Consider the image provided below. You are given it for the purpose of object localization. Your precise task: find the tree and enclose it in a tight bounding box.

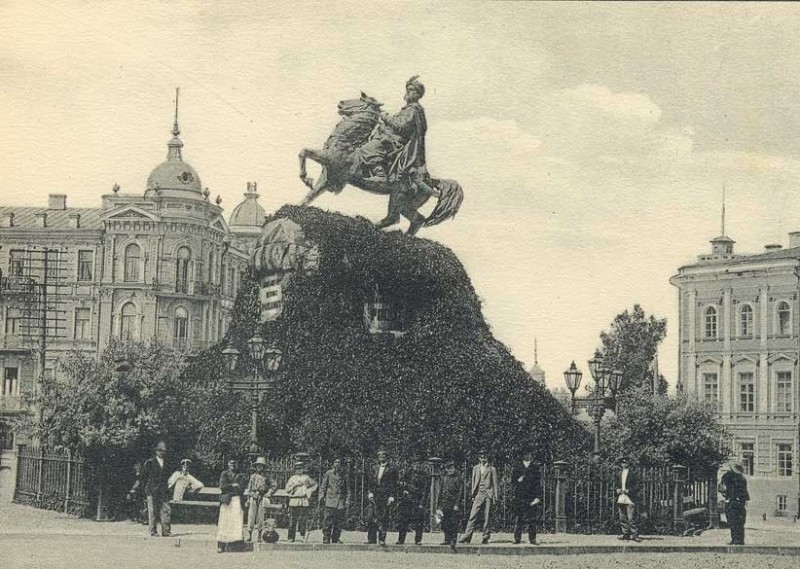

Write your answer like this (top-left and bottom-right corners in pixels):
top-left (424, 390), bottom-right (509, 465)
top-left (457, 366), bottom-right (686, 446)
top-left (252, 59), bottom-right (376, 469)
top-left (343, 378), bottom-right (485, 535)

top-left (600, 386), bottom-right (730, 473)
top-left (600, 305), bottom-right (667, 394)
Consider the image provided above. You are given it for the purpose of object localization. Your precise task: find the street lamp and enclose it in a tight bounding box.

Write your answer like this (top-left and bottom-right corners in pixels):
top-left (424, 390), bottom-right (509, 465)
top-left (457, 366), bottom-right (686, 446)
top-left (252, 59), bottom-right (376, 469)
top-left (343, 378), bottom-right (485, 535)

top-left (223, 336), bottom-right (282, 459)
top-left (563, 349), bottom-right (621, 461)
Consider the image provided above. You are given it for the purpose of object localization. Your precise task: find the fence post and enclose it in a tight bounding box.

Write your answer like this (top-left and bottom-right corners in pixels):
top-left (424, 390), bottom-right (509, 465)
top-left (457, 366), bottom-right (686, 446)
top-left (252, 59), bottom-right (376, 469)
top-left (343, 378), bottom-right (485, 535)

top-left (708, 469), bottom-right (720, 528)
top-left (36, 446), bottom-right (44, 503)
top-left (64, 449), bottom-right (72, 515)
top-left (427, 457), bottom-right (443, 532)
top-left (671, 464), bottom-right (687, 534)
top-left (553, 460), bottom-right (568, 533)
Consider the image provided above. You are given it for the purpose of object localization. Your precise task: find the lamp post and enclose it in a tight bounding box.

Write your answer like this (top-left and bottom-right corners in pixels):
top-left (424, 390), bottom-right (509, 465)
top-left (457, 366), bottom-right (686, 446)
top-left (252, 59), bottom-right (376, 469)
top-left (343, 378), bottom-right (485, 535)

top-left (222, 336), bottom-right (283, 459)
top-left (563, 349), bottom-right (622, 461)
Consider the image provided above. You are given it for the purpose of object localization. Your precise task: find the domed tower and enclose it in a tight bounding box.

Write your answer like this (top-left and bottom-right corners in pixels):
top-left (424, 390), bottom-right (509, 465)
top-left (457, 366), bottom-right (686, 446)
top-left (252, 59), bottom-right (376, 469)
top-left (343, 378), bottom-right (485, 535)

top-left (528, 338), bottom-right (546, 385)
top-left (229, 182), bottom-right (267, 238)
top-left (144, 90), bottom-right (204, 201)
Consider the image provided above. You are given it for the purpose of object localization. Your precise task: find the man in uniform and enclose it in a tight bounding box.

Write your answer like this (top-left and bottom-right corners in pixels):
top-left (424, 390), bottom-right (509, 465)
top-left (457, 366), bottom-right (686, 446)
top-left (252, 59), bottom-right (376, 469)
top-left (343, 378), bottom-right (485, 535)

top-left (720, 459), bottom-right (749, 545)
top-left (361, 76), bottom-right (427, 184)
top-left (396, 456), bottom-right (429, 545)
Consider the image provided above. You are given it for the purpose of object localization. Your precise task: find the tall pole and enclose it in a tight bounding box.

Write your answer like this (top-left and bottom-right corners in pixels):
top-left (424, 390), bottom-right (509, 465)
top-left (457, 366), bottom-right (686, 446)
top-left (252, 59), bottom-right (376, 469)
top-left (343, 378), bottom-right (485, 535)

top-left (250, 365), bottom-right (259, 456)
top-left (593, 378), bottom-right (602, 461)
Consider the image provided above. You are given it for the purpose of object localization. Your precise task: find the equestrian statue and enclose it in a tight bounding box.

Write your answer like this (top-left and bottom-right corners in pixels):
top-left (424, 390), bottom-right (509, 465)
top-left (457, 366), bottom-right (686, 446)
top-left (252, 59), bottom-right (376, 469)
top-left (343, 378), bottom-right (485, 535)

top-left (298, 76), bottom-right (463, 236)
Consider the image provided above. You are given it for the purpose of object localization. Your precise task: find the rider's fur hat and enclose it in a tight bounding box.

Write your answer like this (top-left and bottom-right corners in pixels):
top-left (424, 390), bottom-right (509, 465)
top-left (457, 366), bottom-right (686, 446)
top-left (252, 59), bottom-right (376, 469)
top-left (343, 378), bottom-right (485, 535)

top-left (406, 76), bottom-right (425, 98)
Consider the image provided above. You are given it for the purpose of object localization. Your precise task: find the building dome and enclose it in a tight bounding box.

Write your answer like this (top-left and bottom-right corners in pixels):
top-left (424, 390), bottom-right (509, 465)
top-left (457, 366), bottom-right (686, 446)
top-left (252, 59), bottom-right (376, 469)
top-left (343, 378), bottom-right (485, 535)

top-left (229, 182), bottom-right (266, 235)
top-left (145, 115), bottom-right (203, 198)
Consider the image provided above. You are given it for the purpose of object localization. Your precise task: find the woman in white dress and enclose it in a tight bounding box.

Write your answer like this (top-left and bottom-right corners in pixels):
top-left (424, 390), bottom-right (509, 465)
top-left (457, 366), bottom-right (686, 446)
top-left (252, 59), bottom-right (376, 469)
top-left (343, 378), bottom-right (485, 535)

top-left (217, 458), bottom-right (246, 553)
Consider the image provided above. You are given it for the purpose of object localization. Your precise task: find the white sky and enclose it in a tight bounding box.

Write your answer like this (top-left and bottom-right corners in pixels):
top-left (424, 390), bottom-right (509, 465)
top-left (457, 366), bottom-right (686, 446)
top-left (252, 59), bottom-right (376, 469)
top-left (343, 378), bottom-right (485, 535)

top-left (3, 1), bottom-right (800, 390)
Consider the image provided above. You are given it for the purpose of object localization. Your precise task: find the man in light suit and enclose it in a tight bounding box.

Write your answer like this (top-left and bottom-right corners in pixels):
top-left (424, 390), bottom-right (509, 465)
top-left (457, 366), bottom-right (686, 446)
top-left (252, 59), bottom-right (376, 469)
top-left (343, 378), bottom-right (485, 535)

top-left (459, 449), bottom-right (499, 544)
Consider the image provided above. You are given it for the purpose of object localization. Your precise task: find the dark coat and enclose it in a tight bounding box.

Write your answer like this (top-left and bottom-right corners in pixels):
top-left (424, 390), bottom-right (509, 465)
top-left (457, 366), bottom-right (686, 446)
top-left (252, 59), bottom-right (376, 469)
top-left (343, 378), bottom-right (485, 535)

top-left (512, 461), bottom-right (542, 509)
top-left (437, 473), bottom-right (464, 511)
top-left (219, 469), bottom-right (247, 497)
top-left (319, 468), bottom-right (351, 510)
top-left (141, 457), bottom-right (169, 500)
top-left (615, 467), bottom-right (639, 503)
top-left (367, 463), bottom-right (399, 501)
top-left (721, 470), bottom-right (749, 503)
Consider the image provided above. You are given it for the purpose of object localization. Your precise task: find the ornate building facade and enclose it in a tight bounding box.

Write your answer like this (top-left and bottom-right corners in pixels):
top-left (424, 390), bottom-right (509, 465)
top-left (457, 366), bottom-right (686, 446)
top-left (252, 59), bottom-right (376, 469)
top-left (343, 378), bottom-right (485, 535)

top-left (0, 112), bottom-right (266, 452)
top-left (670, 232), bottom-right (800, 517)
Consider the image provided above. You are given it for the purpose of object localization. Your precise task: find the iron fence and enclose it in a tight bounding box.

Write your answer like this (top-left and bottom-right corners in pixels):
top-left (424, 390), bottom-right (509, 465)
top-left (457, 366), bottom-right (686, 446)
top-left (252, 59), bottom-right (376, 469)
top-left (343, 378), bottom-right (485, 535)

top-left (14, 446), bottom-right (91, 517)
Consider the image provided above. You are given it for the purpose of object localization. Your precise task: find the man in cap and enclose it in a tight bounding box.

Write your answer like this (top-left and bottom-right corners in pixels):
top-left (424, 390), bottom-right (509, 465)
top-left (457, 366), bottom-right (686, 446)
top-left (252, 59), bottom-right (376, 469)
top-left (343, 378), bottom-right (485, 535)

top-left (512, 450), bottom-right (542, 545)
top-left (396, 454), bottom-right (429, 545)
top-left (367, 447), bottom-right (399, 546)
top-left (720, 459), bottom-right (749, 545)
top-left (460, 449), bottom-right (499, 544)
top-left (140, 441), bottom-right (171, 537)
top-left (285, 460), bottom-right (318, 542)
top-left (615, 455), bottom-right (641, 542)
top-left (319, 456), bottom-right (351, 544)
top-left (167, 458), bottom-right (205, 502)
top-left (246, 456), bottom-right (275, 542)
top-left (361, 76), bottom-right (427, 185)
top-left (436, 459), bottom-right (464, 551)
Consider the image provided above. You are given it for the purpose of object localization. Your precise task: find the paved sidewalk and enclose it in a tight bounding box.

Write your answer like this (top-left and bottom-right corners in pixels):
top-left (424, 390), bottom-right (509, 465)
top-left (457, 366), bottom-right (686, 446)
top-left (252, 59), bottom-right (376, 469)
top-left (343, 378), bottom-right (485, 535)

top-left (2, 502), bottom-right (800, 555)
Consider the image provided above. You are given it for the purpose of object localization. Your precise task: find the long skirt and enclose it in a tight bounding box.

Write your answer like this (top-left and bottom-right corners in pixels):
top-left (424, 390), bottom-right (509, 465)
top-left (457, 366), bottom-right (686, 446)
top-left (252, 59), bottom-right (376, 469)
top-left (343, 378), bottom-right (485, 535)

top-left (217, 496), bottom-right (244, 543)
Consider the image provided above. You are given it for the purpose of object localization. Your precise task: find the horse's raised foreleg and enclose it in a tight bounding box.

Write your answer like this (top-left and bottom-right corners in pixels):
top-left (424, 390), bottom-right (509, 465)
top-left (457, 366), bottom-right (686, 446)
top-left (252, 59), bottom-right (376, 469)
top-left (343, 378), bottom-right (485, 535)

top-left (299, 147), bottom-right (330, 191)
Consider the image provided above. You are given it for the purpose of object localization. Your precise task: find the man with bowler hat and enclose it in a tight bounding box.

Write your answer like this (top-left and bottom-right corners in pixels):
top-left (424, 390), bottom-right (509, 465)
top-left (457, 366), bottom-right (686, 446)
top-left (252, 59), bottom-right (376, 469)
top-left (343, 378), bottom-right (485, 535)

top-left (720, 459), bottom-right (749, 545)
top-left (512, 449), bottom-right (542, 545)
top-left (436, 459), bottom-right (464, 551)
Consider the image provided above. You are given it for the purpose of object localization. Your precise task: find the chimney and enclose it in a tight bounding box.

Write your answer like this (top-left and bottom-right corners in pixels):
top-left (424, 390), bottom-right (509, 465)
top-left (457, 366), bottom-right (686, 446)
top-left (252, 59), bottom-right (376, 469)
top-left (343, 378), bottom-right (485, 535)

top-left (68, 212), bottom-right (81, 229)
top-left (790, 232), bottom-right (800, 248)
top-left (1, 212), bottom-right (14, 228)
top-left (34, 212), bottom-right (47, 228)
top-left (48, 194), bottom-right (67, 210)
top-left (764, 243), bottom-right (782, 252)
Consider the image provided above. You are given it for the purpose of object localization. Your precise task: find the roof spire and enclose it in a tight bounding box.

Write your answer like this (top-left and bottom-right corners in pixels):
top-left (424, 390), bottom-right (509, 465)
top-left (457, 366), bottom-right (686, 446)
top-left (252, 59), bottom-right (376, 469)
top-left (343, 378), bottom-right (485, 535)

top-left (172, 87), bottom-right (180, 136)
top-left (167, 87), bottom-right (183, 161)
top-left (721, 181), bottom-right (726, 236)
top-left (534, 337), bottom-right (539, 364)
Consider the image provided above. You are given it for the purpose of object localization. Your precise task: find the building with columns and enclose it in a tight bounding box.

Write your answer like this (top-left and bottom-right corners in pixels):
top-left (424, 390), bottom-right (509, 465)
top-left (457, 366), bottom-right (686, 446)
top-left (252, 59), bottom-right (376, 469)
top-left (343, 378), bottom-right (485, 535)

top-left (0, 110), bottom-right (266, 454)
top-left (670, 232), bottom-right (800, 517)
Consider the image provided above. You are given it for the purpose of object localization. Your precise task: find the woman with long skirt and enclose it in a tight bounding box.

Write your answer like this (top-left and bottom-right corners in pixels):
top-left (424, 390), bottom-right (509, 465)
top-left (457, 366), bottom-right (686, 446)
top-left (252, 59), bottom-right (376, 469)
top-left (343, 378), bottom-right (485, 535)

top-left (217, 458), bottom-right (246, 553)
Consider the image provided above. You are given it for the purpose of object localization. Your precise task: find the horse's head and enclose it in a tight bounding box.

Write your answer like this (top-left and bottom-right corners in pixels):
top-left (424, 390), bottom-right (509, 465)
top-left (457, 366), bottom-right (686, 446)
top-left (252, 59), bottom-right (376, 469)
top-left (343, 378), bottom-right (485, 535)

top-left (337, 92), bottom-right (383, 118)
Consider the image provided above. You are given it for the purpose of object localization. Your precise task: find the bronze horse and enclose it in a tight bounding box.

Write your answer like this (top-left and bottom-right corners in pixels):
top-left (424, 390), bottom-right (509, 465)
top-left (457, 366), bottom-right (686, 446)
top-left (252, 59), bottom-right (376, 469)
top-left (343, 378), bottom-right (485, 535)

top-left (298, 93), bottom-right (463, 235)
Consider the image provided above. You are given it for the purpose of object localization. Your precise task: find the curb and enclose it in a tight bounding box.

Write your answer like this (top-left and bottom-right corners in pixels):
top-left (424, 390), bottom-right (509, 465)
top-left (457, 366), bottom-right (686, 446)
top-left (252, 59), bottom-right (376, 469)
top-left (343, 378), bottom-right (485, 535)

top-left (2, 533), bottom-right (800, 556)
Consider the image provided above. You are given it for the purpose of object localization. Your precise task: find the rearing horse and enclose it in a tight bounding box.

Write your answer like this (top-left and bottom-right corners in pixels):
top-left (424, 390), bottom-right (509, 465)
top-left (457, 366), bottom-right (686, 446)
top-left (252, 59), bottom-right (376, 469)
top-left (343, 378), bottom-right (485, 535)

top-left (298, 93), bottom-right (463, 236)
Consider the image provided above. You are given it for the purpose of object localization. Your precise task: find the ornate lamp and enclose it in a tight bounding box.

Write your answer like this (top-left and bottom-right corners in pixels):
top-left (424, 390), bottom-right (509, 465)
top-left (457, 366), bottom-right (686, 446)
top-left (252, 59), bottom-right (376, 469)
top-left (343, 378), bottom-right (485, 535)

top-left (608, 369), bottom-right (623, 395)
top-left (587, 349), bottom-right (604, 382)
top-left (222, 346), bottom-right (240, 372)
top-left (263, 345), bottom-right (283, 373)
top-left (247, 335), bottom-right (266, 363)
top-left (563, 361), bottom-right (583, 415)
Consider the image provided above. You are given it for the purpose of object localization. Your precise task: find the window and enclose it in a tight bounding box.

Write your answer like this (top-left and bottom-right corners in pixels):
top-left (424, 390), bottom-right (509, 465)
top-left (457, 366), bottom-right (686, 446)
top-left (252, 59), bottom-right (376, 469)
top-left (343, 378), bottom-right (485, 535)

top-left (777, 495), bottom-right (788, 513)
top-left (740, 305), bottom-right (753, 337)
top-left (74, 308), bottom-right (90, 340)
top-left (740, 442), bottom-right (755, 476)
top-left (124, 243), bottom-right (141, 282)
top-left (703, 373), bottom-right (718, 405)
top-left (776, 371), bottom-right (793, 413)
top-left (9, 250), bottom-right (25, 277)
top-left (704, 306), bottom-right (718, 339)
top-left (207, 250), bottom-right (215, 283)
top-left (738, 372), bottom-right (754, 413)
top-left (4, 310), bottom-right (19, 335)
top-left (777, 301), bottom-right (791, 336)
top-left (777, 443), bottom-right (793, 477)
top-left (77, 250), bottom-right (93, 281)
top-left (2, 367), bottom-right (18, 397)
top-left (221, 261), bottom-right (228, 295)
top-left (173, 307), bottom-right (188, 346)
top-left (120, 302), bottom-right (137, 339)
top-left (175, 247), bottom-right (191, 294)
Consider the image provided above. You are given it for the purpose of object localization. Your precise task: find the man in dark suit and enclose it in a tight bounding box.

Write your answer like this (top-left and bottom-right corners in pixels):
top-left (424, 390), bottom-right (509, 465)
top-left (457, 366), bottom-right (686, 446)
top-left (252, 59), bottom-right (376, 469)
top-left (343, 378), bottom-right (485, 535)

top-left (615, 455), bottom-right (641, 542)
top-left (459, 449), bottom-right (500, 544)
top-left (720, 459), bottom-right (749, 545)
top-left (512, 450), bottom-right (542, 545)
top-left (436, 459), bottom-right (464, 551)
top-left (366, 447), bottom-right (398, 546)
top-left (140, 441), bottom-right (171, 537)
top-left (396, 456), bottom-right (429, 545)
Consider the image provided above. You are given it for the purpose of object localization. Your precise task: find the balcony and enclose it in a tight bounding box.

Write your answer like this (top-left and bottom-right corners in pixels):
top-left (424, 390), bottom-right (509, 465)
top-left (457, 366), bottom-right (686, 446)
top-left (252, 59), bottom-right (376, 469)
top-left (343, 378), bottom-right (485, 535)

top-left (0, 395), bottom-right (27, 414)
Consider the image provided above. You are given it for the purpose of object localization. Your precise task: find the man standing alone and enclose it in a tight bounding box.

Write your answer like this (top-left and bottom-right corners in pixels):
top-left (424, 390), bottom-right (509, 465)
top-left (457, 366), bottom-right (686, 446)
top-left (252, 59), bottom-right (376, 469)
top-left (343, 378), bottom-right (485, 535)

top-left (140, 441), bottom-right (171, 537)
top-left (459, 450), bottom-right (499, 544)
top-left (615, 456), bottom-right (641, 542)
top-left (319, 457), bottom-right (351, 544)
top-left (720, 460), bottom-right (749, 545)
top-left (512, 450), bottom-right (541, 545)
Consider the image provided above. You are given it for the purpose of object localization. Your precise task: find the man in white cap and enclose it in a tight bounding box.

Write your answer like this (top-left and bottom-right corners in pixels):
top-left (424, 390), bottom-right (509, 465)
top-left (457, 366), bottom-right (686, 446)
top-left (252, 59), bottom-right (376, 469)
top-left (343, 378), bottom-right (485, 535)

top-left (167, 458), bottom-right (205, 502)
top-left (285, 460), bottom-right (318, 542)
top-left (720, 459), bottom-right (749, 545)
top-left (246, 457), bottom-right (275, 542)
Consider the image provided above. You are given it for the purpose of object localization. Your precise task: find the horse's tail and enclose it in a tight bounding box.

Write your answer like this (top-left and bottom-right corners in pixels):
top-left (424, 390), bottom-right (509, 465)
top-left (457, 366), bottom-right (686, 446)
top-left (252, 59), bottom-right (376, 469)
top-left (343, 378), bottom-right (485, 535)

top-left (424, 179), bottom-right (464, 227)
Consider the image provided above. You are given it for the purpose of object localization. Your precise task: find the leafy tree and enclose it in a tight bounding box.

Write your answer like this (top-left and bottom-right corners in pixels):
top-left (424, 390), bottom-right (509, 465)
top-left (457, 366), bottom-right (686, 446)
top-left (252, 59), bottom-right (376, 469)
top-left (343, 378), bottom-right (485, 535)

top-left (600, 386), bottom-right (730, 473)
top-left (599, 305), bottom-right (667, 394)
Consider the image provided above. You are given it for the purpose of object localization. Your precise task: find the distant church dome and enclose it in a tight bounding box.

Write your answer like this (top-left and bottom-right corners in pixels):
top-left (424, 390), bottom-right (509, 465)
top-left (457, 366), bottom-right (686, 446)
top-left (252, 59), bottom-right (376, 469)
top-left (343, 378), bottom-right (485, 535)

top-left (145, 103), bottom-right (203, 199)
top-left (528, 338), bottom-right (546, 385)
top-left (229, 182), bottom-right (266, 236)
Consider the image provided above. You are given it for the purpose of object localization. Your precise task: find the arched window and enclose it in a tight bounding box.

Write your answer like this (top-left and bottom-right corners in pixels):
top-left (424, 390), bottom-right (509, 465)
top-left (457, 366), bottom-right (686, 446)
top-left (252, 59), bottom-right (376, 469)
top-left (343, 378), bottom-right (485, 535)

top-left (174, 306), bottom-right (188, 347)
top-left (124, 243), bottom-right (141, 282)
top-left (175, 247), bottom-right (191, 294)
top-left (740, 305), bottom-right (754, 338)
top-left (704, 306), bottom-right (718, 339)
top-left (777, 301), bottom-right (791, 336)
top-left (120, 302), bottom-right (137, 339)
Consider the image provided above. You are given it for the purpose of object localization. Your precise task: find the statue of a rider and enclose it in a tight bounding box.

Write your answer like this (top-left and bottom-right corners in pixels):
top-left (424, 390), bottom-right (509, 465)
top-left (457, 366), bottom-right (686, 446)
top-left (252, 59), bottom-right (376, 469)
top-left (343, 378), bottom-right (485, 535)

top-left (361, 76), bottom-right (427, 185)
